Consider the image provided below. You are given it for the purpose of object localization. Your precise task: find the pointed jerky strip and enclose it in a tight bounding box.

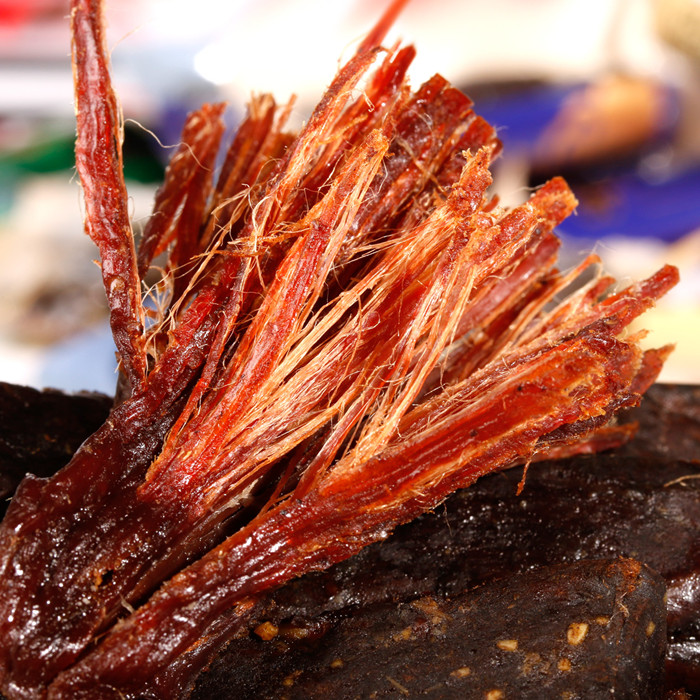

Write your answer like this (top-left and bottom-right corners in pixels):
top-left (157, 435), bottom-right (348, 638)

top-left (71, 0), bottom-right (146, 392)
top-left (530, 343), bottom-right (675, 462)
top-left (137, 103), bottom-right (227, 279)
top-left (198, 94), bottom-right (286, 251)
top-left (356, 0), bottom-right (412, 55)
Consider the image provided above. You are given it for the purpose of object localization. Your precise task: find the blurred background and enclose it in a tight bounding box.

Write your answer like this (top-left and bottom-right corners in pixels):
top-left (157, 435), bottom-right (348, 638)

top-left (0, 0), bottom-right (698, 394)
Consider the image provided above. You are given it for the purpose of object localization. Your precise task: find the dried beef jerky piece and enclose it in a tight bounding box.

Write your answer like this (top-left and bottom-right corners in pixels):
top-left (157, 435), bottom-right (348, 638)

top-left (0, 0), bottom-right (680, 691)
top-left (71, 0), bottom-right (147, 392)
top-left (193, 558), bottom-right (667, 699)
top-left (136, 103), bottom-right (227, 281)
top-left (0, 382), bottom-right (111, 517)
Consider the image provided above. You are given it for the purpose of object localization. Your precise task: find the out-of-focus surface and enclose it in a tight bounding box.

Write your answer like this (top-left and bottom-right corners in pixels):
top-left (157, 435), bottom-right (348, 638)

top-left (0, 0), bottom-right (698, 393)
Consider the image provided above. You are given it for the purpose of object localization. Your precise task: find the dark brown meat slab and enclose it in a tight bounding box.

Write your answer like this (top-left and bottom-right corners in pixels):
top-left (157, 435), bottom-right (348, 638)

top-left (193, 558), bottom-right (667, 699)
top-left (616, 383), bottom-right (700, 462)
top-left (0, 382), bottom-right (111, 518)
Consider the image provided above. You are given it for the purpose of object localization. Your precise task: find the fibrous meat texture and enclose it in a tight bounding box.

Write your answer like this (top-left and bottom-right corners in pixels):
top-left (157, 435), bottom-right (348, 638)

top-left (0, 0), bottom-right (678, 698)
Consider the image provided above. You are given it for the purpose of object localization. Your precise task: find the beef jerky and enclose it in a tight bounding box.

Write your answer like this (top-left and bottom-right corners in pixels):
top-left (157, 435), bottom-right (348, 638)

top-left (71, 0), bottom-right (146, 390)
top-left (0, 0), bottom-right (680, 696)
top-left (193, 558), bottom-right (667, 699)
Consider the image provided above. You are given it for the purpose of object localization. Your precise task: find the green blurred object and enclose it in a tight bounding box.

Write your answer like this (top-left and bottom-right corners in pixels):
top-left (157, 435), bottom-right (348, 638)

top-left (0, 124), bottom-right (164, 216)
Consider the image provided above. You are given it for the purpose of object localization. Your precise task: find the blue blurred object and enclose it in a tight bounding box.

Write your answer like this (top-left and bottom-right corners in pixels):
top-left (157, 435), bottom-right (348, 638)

top-left (560, 165), bottom-right (700, 242)
top-left (472, 76), bottom-right (681, 169)
top-left (470, 77), bottom-right (699, 243)
top-left (475, 82), bottom-right (587, 153)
